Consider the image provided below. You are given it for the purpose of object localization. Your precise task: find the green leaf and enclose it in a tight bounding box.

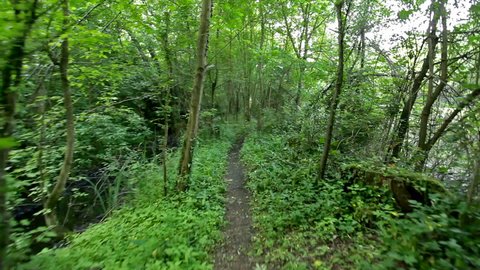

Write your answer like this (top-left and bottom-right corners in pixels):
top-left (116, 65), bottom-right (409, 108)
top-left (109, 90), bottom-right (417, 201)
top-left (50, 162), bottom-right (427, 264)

top-left (20, 219), bottom-right (31, 226)
top-left (462, 83), bottom-right (479, 90)
top-left (398, 9), bottom-right (413, 20)
top-left (0, 137), bottom-right (19, 150)
top-left (470, 3), bottom-right (480, 14)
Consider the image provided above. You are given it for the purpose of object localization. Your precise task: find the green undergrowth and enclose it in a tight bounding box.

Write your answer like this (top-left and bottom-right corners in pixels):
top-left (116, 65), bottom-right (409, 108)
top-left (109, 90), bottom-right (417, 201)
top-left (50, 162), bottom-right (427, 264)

top-left (18, 125), bottom-right (242, 270)
top-left (241, 132), bottom-right (388, 269)
top-left (365, 196), bottom-right (480, 270)
top-left (241, 132), bottom-right (480, 270)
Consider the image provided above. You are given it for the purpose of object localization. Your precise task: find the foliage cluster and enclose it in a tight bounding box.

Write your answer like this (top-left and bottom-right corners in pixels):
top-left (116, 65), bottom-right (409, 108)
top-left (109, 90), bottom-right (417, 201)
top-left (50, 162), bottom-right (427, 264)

top-left (242, 131), bottom-right (480, 269)
top-left (364, 196), bottom-right (480, 270)
top-left (15, 132), bottom-right (235, 270)
top-left (6, 106), bottom-right (153, 263)
top-left (11, 106), bottom-right (152, 197)
top-left (241, 132), bottom-right (391, 269)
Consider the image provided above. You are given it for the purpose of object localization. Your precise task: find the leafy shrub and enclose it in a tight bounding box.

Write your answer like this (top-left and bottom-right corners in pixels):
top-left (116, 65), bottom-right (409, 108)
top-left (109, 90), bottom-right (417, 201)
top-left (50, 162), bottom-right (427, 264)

top-left (16, 134), bottom-right (233, 270)
top-left (6, 106), bottom-right (153, 264)
top-left (365, 196), bottom-right (480, 270)
top-left (9, 106), bottom-right (152, 208)
top-left (75, 107), bottom-right (152, 169)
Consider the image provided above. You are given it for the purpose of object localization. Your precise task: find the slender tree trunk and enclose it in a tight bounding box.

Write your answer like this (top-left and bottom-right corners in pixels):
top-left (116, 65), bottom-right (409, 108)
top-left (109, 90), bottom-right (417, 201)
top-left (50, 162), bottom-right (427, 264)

top-left (235, 89), bottom-right (240, 118)
top-left (161, 11), bottom-right (173, 197)
top-left (476, 51), bottom-right (480, 86)
top-left (386, 7), bottom-right (440, 163)
top-left (257, 0), bottom-right (266, 130)
top-left (126, 29), bottom-right (149, 63)
top-left (0, 2), bottom-right (38, 267)
top-left (163, 119), bottom-right (169, 196)
top-left (209, 30), bottom-right (218, 131)
top-left (37, 77), bottom-right (49, 203)
top-left (360, 27), bottom-right (366, 69)
top-left (44, 0), bottom-right (74, 234)
top-left (242, 37), bottom-right (252, 122)
top-left (318, 1), bottom-right (345, 181)
top-left (281, 3), bottom-right (311, 108)
top-left (211, 66), bottom-right (218, 109)
top-left (227, 38), bottom-right (235, 118)
top-left (419, 87), bottom-right (480, 160)
top-left (386, 29), bottom-right (438, 162)
top-left (177, 0), bottom-right (213, 191)
top-left (209, 67), bottom-right (218, 132)
top-left (416, 0), bottom-right (446, 170)
top-left (467, 131), bottom-right (480, 204)
top-left (413, 5), bottom-right (480, 169)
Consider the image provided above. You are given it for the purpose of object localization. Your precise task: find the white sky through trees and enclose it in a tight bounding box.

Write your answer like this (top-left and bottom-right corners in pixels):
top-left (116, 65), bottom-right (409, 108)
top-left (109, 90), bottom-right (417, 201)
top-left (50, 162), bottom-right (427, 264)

top-left (368, 0), bottom-right (472, 50)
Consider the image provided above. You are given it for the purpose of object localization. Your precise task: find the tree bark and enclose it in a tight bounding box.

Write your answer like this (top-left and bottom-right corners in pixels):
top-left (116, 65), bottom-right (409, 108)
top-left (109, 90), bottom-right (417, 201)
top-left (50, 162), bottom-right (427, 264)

top-left (467, 131), bottom-right (480, 204)
top-left (476, 51), bottom-right (480, 86)
top-left (318, 0), bottom-right (345, 181)
top-left (161, 11), bottom-right (173, 197)
top-left (0, 1), bottom-right (38, 268)
top-left (386, 17), bottom-right (439, 162)
top-left (281, 2), bottom-right (316, 107)
top-left (257, 0), bottom-right (266, 130)
top-left (177, 0), bottom-right (213, 191)
top-left (426, 88), bottom-right (480, 149)
top-left (416, 0), bottom-right (446, 170)
top-left (44, 0), bottom-right (74, 235)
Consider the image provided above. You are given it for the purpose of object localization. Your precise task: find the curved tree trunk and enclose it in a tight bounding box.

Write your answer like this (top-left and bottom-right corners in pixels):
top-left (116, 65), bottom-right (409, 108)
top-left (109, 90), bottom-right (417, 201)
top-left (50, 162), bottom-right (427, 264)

top-left (386, 11), bottom-right (439, 163)
top-left (416, 0), bottom-right (447, 170)
top-left (177, 0), bottom-right (213, 191)
top-left (317, 0), bottom-right (345, 181)
top-left (44, 0), bottom-right (74, 235)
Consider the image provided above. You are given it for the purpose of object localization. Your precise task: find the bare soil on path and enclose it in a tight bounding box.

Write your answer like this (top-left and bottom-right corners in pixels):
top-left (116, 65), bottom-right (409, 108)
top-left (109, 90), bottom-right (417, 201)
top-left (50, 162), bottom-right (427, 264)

top-left (214, 138), bottom-right (254, 270)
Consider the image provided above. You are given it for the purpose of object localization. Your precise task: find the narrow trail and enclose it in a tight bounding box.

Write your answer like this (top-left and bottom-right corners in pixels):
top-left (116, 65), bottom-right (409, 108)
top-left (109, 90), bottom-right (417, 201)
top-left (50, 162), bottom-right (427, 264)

top-left (214, 138), bottom-right (253, 270)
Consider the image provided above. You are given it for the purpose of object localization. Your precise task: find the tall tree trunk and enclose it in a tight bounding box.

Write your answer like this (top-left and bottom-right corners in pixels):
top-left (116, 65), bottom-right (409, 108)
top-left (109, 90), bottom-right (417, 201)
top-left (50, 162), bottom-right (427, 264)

top-left (177, 0), bottom-right (213, 191)
top-left (281, 3), bottom-right (312, 108)
top-left (161, 11), bottom-right (173, 196)
top-left (318, 0), bottom-right (345, 181)
top-left (162, 12), bottom-right (172, 194)
top-left (414, 3), bottom-right (480, 169)
top-left (209, 30), bottom-right (219, 129)
top-left (36, 76), bottom-right (49, 205)
top-left (256, 0), bottom-right (266, 130)
top-left (211, 66), bottom-right (218, 109)
top-left (416, 0), bottom-right (446, 170)
top-left (476, 51), bottom-right (480, 86)
top-left (0, 2), bottom-right (38, 268)
top-left (44, 0), bottom-right (74, 234)
top-left (386, 17), bottom-right (439, 163)
top-left (242, 36), bottom-right (252, 122)
top-left (467, 131), bottom-right (480, 204)
top-left (360, 27), bottom-right (366, 69)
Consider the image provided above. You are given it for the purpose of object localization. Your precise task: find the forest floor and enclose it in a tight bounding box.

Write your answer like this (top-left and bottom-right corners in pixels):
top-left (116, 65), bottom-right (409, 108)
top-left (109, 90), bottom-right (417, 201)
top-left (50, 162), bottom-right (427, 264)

top-left (214, 138), bottom-right (254, 270)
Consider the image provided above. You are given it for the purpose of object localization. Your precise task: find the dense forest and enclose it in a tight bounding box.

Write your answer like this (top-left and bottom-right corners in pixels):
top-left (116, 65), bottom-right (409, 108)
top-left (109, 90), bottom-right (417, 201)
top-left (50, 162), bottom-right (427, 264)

top-left (1, 0), bottom-right (479, 269)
